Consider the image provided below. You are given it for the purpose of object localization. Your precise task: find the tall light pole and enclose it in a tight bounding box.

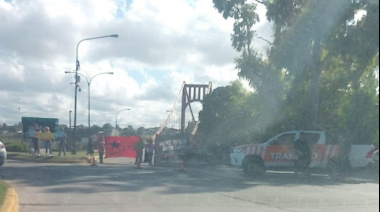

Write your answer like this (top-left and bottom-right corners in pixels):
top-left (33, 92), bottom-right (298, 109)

top-left (72, 34), bottom-right (118, 154)
top-left (69, 110), bottom-right (72, 129)
top-left (116, 108), bottom-right (131, 129)
top-left (66, 71), bottom-right (113, 139)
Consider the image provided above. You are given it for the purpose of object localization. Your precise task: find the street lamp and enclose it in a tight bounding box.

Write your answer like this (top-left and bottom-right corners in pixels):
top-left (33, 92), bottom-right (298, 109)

top-left (66, 71), bottom-right (113, 139)
top-left (116, 108), bottom-right (131, 129)
top-left (72, 34), bottom-right (118, 154)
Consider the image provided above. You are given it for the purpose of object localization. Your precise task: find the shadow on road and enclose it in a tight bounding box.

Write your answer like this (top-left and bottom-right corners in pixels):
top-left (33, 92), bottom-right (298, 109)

top-left (0, 160), bottom-right (378, 197)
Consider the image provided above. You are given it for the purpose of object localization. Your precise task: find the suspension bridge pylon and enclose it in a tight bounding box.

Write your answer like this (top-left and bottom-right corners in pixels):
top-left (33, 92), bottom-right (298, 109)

top-left (152, 81), bottom-right (212, 141)
top-left (181, 82), bottom-right (212, 133)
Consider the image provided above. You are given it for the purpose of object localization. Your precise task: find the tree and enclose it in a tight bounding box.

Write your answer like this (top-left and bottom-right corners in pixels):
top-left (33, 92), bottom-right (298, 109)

top-left (199, 80), bottom-right (259, 145)
top-left (1, 123), bottom-right (7, 132)
top-left (212, 0), bottom-right (379, 143)
top-left (7, 125), bottom-right (17, 133)
top-left (91, 125), bottom-right (102, 135)
top-left (102, 123), bottom-right (113, 135)
top-left (136, 127), bottom-right (145, 135)
top-left (121, 125), bottom-right (136, 136)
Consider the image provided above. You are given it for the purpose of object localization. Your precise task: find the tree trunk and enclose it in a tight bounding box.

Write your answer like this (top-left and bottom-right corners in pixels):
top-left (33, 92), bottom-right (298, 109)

top-left (309, 38), bottom-right (322, 129)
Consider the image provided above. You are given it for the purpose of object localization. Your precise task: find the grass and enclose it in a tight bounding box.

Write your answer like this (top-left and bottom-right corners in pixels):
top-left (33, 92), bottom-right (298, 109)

top-left (0, 181), bottom-right (8, 207)
top-left (7, 150), bottom-right (90, 164)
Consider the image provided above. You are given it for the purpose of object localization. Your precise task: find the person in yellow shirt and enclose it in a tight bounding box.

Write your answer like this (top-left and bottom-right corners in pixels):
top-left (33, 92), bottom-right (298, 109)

top-left (38, 126), bottom-right (55, 156)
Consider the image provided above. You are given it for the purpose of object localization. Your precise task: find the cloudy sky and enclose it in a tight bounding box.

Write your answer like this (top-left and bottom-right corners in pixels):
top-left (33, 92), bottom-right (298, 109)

top-left (0, 0), bottom-right (271, 129)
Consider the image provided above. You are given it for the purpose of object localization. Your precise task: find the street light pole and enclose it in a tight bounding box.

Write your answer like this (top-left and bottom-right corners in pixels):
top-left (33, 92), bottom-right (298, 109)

top-left (116, 108), bottom-right (131, 129)
top-left (69, 110), bottom-right (72, 129)
top-left (87, 72), bottom-right (113, 138)
top-left (72, 34), bottom-right (118, 154)
top-left (66, 71), bottom-right (113, 140)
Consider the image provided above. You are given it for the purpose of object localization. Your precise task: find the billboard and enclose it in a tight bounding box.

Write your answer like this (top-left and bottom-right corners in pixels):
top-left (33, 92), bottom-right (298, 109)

top-left (21, 117), bottom-right (59, 135)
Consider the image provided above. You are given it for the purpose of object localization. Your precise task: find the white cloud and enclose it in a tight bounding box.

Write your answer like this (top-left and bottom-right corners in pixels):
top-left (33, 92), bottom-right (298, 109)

top-left (0, 0), bottom-right (270, 130)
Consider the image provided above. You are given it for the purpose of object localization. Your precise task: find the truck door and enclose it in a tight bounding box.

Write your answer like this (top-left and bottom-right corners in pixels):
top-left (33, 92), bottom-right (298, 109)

top-left (302, 132), bottom-right (323, 168)
top-left (264, 133), bottom-right (296, 167)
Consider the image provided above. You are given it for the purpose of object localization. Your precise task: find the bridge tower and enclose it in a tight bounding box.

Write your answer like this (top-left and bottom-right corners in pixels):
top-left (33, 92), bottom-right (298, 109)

top-left (181, 82), bottom-right (212, 133)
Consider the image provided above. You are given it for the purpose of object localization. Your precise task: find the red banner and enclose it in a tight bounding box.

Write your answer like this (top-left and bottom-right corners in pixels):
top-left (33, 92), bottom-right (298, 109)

top-left (105, 136), bottom-right (141, 158)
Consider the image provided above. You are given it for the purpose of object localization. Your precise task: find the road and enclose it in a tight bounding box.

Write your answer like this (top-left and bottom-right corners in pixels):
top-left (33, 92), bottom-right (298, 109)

top-left (0, 158), bottom-right (378, 212)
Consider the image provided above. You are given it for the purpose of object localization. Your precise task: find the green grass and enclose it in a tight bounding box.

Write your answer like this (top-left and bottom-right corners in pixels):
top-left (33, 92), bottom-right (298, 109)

top-left (0, 180), bottom-right (8, 206)
top-left (7, 150), bottom-right (89, 164)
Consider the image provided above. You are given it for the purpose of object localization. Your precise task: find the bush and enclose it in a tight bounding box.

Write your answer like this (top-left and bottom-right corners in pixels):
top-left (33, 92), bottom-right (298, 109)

top-left (4, 141), bottom-right (28, 152)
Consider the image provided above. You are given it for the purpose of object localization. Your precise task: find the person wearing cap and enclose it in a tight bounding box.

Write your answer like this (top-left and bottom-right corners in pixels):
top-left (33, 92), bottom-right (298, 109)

top-left (38, 126), bottom-right (55, 156)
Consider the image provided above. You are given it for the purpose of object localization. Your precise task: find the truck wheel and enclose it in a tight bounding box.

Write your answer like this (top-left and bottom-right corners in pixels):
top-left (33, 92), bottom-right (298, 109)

top-left (243, 159), bottom-right (265, 177)
top-left (0, 157), bottom-right (4, 166)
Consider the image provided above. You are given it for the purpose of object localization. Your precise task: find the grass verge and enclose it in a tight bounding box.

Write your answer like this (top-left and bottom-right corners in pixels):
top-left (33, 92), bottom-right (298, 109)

top-left (7, 151), bottom-right (89, 164)
top-left (0, 181), bottom-right (8, 206)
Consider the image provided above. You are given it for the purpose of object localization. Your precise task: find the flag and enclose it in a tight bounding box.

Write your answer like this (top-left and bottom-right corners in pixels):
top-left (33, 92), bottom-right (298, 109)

top-left (105, 136), bottom-right (141, 158)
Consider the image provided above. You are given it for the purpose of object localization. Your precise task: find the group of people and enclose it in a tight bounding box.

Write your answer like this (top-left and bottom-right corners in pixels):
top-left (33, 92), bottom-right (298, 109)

top-left (27, 125), bottom-right (67, 157)
top-left (87, 131), bottom-right (106, 164)
top-left (86, 134), bottom-right (155, 165)
top-left (135, 138), bottom-right (154, 165)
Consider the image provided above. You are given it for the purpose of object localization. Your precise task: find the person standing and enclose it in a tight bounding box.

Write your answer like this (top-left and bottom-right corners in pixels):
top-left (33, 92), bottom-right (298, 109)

top-left (135, 138), bottom-right (144, 165)
top-left (27, 125), bottom-right (35, 155)
top-left (97, 132), bottom-right (106, 164)
top-left (28, 124), bottom-right (40, 156)
top-left (294, 132), bottom-right (312, 177)
top-left (87, 136), bottom-right (95, 156)
top-left (38, 126), bottom-right (55, 156)
top-left (55, 127), bottom-right (67, 156)
top-left (34, 128), bottom-right (41, 156)
top-left (144, 139), bottom-right (154, 165)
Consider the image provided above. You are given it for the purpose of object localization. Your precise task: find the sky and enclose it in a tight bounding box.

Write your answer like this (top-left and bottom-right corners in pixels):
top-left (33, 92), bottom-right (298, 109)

top-left (0, 0), bottom-right (272, 129)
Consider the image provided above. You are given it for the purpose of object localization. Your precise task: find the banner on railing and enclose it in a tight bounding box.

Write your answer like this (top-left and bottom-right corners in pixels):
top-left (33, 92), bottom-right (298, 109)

top-left (105, 136), bottom-right (141, 158)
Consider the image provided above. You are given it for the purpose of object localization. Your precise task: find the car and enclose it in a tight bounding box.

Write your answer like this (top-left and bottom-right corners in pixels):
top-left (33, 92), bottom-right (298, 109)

top-left (0, 140), bottom-right (6, 166)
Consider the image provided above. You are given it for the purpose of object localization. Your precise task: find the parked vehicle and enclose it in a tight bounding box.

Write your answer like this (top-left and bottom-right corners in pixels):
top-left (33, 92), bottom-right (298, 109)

top-left (230, 131), bottom-right (374, 177)
top-left (0, 140), bottom-right (7, 166)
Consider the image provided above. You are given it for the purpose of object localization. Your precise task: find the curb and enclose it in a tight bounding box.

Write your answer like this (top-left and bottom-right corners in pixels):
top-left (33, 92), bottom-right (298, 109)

top-left (0, 188), bottom-right (18, 212)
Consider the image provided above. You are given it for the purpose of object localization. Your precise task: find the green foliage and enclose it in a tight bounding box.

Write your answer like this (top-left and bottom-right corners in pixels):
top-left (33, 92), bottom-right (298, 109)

top-left (4, 141), bottom-right (28, 152)
top-left (120, 125), bottom-right (137, 136)
top-left (1, 123), bottom-right (7, 132)
top-left (136, 127), bottom-right (146, 135)
top-left (0, 181), bottom-right (8, 206)
top-left (213, 0), bottom-right (260, 52)
top-left (90, 125), bottom-right (103, 136)
top-left (206, 0), bottom-right (379, 147)
top-left (7, 126), bottom-right (18, 133)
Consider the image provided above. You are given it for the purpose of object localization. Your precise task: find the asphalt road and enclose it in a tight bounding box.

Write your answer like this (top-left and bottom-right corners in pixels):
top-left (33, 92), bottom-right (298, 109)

top-left (0, 158), bottom-right (378, 212)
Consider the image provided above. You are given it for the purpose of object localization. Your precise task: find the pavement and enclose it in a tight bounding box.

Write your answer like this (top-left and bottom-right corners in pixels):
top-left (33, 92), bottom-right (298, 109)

top-left (1, 158), bottom-right (377, 212)
top-left (0, 187), bottom-right (18, 212)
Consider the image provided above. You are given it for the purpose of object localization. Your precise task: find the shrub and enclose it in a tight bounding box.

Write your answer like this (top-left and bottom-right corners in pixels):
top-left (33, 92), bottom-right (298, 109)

top-left (4, 141), bottom-right (28, 152)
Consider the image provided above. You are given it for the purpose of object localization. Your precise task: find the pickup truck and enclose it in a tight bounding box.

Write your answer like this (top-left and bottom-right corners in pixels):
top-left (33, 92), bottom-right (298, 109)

top-left (230, 131), bottom-right (374, 177)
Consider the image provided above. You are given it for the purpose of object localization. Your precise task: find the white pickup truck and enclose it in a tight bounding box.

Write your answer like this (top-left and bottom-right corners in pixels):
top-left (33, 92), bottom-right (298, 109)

top-left (230, 131), bottom-right (374, 176)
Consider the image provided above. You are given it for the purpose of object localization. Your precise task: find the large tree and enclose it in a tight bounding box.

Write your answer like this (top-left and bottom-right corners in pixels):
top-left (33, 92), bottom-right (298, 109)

top-left (211, 0), bottom-right (379, 143)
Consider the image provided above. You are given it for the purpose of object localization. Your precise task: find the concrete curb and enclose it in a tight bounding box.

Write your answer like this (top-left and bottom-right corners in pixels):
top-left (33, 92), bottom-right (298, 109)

top-left (0, 188), bottom-right (18, 212)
